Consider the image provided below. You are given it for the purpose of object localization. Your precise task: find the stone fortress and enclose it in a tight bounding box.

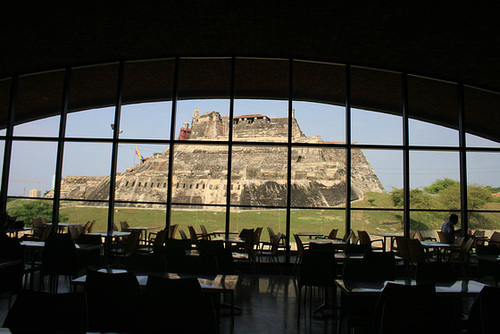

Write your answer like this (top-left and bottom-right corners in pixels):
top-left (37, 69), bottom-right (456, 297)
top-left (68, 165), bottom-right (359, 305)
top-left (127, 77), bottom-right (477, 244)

top-left (46, 109), bottom-right (385, 208)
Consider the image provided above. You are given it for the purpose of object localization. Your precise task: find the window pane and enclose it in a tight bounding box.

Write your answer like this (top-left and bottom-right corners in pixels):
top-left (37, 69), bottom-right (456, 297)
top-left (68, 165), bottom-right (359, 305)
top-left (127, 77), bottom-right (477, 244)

top-left (173, 205), bottom-right (226, 238)
top-left (467, 152), bottom-right (500, 212)
top-left (230, 207), bottom-right (287, 241)
top-left (409, 151), bottom-right (460, 210)
top-left (408, 76), bottom-right (458, 147)
top-left (172, 143), bottom-right (228, 205)
top-left (233, 99), bottom-right (288, 142)
top-left (293, 101), bottom-right (345, 143)
top-left (291, 209), bottom-right (345, 241)
top-left (14, 71), bottom-right (64, 137)
top-left (119, 102), bottom-right (171, 140)
top-left (9, 141), bottom-right (57, 197)
top-left (113, 205), bottom-right (166, 232)
top-left (409, 119), bottom-right (459, 147)
top-left (116, 143), bottom-right (169, 204)
top-left (466, 133), bottom-right (500, 148)
top-left (7, 198), bottom-right (54, 228)
top-left (469, 212), bottom-right (500, 234)
top-left (176, 99), bottom-right (230, 141)
top-left (350, 148), bottom-right (387, 203)
top-left (67, 64), bottom-right (119, 138)
top-left (352, 109), bottom-right (402, 145)
top-left (291, 147), bottom-right (347, 208)
top-left (58, 142), bottom-right (112, 200)
top-left (351, 209), bottom-right (404, 246)
top-left (410, 210), bottom-right (456, 236)
top-left (59, 201), bottom-right (109, 232)
top-left (231, 145), bottom-right (287, 207)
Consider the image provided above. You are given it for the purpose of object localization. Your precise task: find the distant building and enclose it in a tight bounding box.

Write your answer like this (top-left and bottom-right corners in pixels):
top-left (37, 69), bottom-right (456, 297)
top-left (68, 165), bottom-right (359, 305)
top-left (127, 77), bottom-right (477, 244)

top-left (29, 188), bottom-right (42, 198)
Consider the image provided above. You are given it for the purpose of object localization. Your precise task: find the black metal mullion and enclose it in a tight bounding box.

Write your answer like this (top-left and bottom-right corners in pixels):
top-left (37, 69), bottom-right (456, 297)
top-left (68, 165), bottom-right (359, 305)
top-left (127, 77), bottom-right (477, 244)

top-left (285, 58), bottom-right (293, 264)
top-left (402, 73), bottom-right (410, 237)
top-left (51, 68), bottom-right (71, 227)
top-left (345, 65), bottom-right (352, 235)
top-left (166, 57), bottom-right (179, 229)
top-left (458, 83), bottom-right (468, 234)
top-left (225, 57), bottom-right (236, 238)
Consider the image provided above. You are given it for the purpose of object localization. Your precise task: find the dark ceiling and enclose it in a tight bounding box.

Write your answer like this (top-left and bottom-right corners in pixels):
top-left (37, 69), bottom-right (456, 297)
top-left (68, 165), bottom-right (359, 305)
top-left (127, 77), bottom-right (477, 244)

top-left (1, 1), bottom-right (499, 141)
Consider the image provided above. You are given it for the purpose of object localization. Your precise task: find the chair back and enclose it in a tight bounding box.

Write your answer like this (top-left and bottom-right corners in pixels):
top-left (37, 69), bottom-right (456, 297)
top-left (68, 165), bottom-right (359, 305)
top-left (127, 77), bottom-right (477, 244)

top-left (416, 262), bottom-right (457, 284)
top-left (4, 290), bottom-right (87, 333)
top-left (467, 286), bottom-right (500, 334)
top-left (293, 234), bottom-right (307, 259)
top-left (179, 229), bottom-right (188, 240)
top-left (140, 275), bottom-right (216, 334)
top-left (86, 269), bottom-right (143, 333)
top-left (489, 231), bottom-right (500, 248)
top-left (168, 224), bottom-right (179, 238)
top-left (68, 225), bottom-right (81, 240)
top-left (121, 230), bottom-right (141, 255)
top-left (407, 238), bottom-right (427, 264)
top-left (267, 226), bottom-right (276, 244)
top-left (372, 282), bottom-right (437, 333)
top-left (152, 229), bottom-right (168, 248)
top-left (357, 230), bottom-right (371, 245)
top-left (363, 251), bottom-right (396, 281)
top-left (450, 237), bottom-right (474, 263)
top-left (83, 220), bottom-right (92, 233)
top-left (437, 231), bottom-right (448, 243)
top-left (299, 249), bottom-right (337, 287)
top-left (326, 228), bottom-right (338, 239)
top-left (200, 224), bottom-right (211, 240)
top-left (41, 233), bottom-right (80, 277)
top-left (253, 227), bottom-right (263, 249)
top-left (188, 225), bottom-right (199, 245)
top-left (395, 236), bottom-right (410, 261)
top-left (120, 221), bottom-right (130, 231)
top-left (416, 230), bottom-right (425, 241)
top-left (453, 236), bottom-right (464, 246)
top-left (88, 220), bottom-right (96, 233)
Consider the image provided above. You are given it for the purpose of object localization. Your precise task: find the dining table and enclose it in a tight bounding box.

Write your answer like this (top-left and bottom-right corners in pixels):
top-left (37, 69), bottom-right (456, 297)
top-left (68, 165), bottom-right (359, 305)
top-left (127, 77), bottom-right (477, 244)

top-left (296, 232), bottom-right (324, 239)
top-left (71, 269), bottom-right (241, 318)
top-left (373, 233), bottom-right (403, 252)
top-left (420, 240), bottom-right (461, 261)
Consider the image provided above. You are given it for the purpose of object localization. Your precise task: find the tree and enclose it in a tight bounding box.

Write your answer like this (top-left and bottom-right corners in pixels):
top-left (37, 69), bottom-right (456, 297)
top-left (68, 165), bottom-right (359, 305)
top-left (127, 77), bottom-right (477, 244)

top-left (390, 188), bottom-right (433, 209)
top-left (7, 200), bottom-right (56, 226)
top-left (424, 178), bottom-right (459, 194)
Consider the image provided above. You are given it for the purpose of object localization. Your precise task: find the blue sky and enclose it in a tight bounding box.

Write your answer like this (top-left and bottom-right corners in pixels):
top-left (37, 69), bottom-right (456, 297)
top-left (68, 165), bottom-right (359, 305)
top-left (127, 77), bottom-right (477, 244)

top-left (5, 99), bottom-right (500, 196)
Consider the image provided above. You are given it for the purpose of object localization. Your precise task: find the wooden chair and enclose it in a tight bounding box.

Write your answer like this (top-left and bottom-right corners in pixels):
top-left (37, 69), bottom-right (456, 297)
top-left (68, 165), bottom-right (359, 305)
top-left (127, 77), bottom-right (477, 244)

top-left (168, 224), bottom-right (179, 238)
top-left (473, 230), bottom-right (486, 247)
top-left (407, 238), bottom-right (434, 264)
top-left (200, 224), bottom-right (212, 241)
top-left (488, 231), bottom-right (500, 248)
top-left (436, 231), bottom-right (449, 243)
top-left (416, 230), bottom-right (436, 241)
top-left (120, 221), bottom-right (131, 232)
top-left (324, 228), bottom-right (338, 239)
top-left (357, 230), bottom-right (384, 251)
top-left (179, 229), bottom-right (188, 240)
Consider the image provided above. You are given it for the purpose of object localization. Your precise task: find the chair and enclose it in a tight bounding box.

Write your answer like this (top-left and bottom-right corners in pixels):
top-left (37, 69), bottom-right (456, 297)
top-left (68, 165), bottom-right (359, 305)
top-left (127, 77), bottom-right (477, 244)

top-left (82, 220), bottom-right (92, 233)
top-left (476, 245), bottom-right (500, 286)
top-left (40, 233), bottom-right (85, 293)
top-left (297, 248), bottom-right (337, 319)
top-left (141, 229), bottom-right (168, 253)
top-left (198, 239), bottom-right (234, 275)
top-left (437, 230), bottom-right (449, 243)
top-left (344, 243), bottom-right (372, 256)
top-left (87, 219), bottom-right (97, 233)
top-left (168, 223), bottom-right (179, 238)
top-left (111, 230), bottom-right (141, 264)
top-left (3, 290), bottom-right (87, 334)
top-left (416, 262), bottom-right (458, 284)
top-left (395, 236), bottom-right (412, 278)
top-left (264, 227), bottom-right (286, 251)
top-left (86, 269), bottom-right (143, 333)
top-left (362, 251), bottom-right (396, 281)
top-left (488, 231), bottom-right (500, 248)
top-left (200, 224), bottom-right (213, 240)
top-left (416, 229), bottom-right (436, 241)
top-left (120, 221), bottom-right (131, 231)
top-left (357, 230), bottom-right (384, 251)
top-left (188, 225), bottom-right (201, 247)
top-left (179, 228), bottom-right (188, 240)
top-left (372, 282), bottom-right (438, 334)
top-left (293, 233), bottom-right (309, 266)
top-left (126, 252), bottom-right (166, 275)
top-left (139, 275), bottom-right (217, 334)
top-left (31, 217), bottom-right (46, 239)
top-left (68, 225), bottom-right (81, 240)
top-left (0, 234), bottom-right (24, 305)
top-left (467, 286), bottom-right (500, 334)
top-left (472, 230), bottom-right (485, 247)
top-left (407, 238), bottom-right (434, 264)
top-left (256, 232), bottom-right (282, 274)
top-left (449, 237), bottom-right (475, 278)
top-left (325, 228), bottom-right (338, 239)
top-left (233, 228), bottom-right (255, 261)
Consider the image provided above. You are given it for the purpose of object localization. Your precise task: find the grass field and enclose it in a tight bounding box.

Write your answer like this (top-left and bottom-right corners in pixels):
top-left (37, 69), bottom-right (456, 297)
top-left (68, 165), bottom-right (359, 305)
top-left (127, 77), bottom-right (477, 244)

top-left (8, 192), bottom-right (500, 242)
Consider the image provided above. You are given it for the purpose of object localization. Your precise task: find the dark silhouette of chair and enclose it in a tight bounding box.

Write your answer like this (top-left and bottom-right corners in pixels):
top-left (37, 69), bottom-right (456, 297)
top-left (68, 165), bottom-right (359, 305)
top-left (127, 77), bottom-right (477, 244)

top-left (75, 233), bottom-right (102, 271)
top-left (200, 224), bottom-right (213, 240)
top-left (198, 239), bottom-right (234, 275)
top-left (111, 230), bottom-right (141, 264)
top-left (139, 275), bottom-right (217, 334)
top-left (157, 238), bottom-right (191, 273)
top-left (40, 233), bottom-right (85, 293)
top-left (293, 233), bottom-right (309, 274)
top-left (256, 232), bottom-right (282, 274)
top-left (325, 228), bottom-right (338, 239)
top-left (3, 289), bottom-right (87, 334)
top-left (179, 228), bottom-right (188, 240)
top-left (120, 220), bottom-right (130, 231)
top-left (476, 245), bottom-right (500, 286)
top-left (357, 230), bottom-right (384, 251)
top-left (344, 243), bottom-right (372, 255)
top-left (372, 282), bottom-right (438, 334)
top-left (140, 228), bottom-right (168, 253)
top-left (407, 238), bottom-right (434, 264)
top-left (395, 236), bottom-right (411, 278)
top-left (188, 225), bottom-right (201, 248)
top-left (362, 251), bottom-right (396, 281)
top-left (297, 248), bottom-right (337, 319)
top-left (126, 252), bottom-right (166, 275)
top-left (467, 286), bottom-right (500, 334)
top-left (416, 229), bottom-right (436, 241)
top-left (85, 269), bottom-right (143, 333)
top-left (416, 262), bottom-right (458, 284)
top-left (0, 234), bottom-right (24, 305)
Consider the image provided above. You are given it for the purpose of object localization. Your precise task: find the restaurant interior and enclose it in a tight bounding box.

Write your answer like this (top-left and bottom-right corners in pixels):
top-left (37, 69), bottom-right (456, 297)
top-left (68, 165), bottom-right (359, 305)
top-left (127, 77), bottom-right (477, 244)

top-left (0, 2), bottom-right (500, 333)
